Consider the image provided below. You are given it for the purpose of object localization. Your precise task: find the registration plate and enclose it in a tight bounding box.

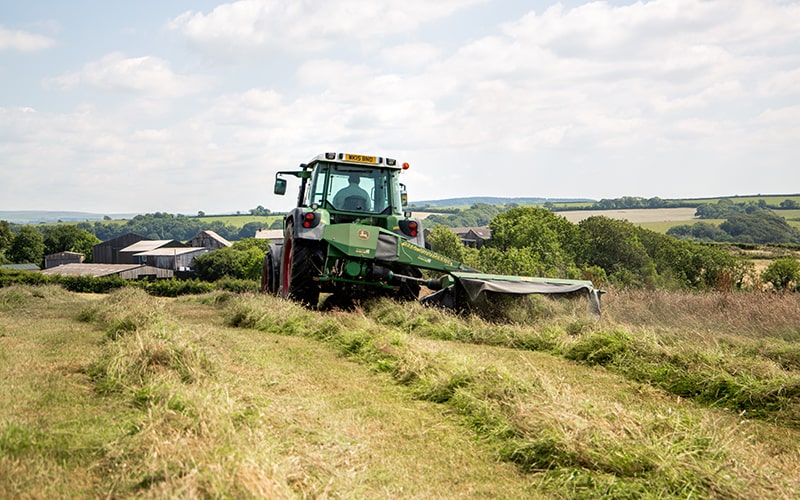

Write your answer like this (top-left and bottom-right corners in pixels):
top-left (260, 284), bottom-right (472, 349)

top-left (344, 154), bottom-right (377, 164)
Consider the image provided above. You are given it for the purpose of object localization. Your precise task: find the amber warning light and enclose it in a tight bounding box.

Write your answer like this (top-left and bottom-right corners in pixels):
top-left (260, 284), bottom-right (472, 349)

top-left (402, 162), bottom-right (410, 170)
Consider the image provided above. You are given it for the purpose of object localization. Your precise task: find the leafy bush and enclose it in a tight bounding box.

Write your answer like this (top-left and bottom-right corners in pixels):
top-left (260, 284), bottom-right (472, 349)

top-left (137, 279), bottom-right (215, 297)
top-left (762, 256), bottom-right (800, 291)
top-left (194, 246), bottom-right (265, 281)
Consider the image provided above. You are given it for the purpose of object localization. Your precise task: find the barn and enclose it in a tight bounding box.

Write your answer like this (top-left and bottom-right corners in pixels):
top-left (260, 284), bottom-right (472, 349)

top-left (44, 251), bottom-right (84, 269)
top-left (92, 233), bottom-right (147, 264)
top-left (40, 263), bottom-right (173, 279)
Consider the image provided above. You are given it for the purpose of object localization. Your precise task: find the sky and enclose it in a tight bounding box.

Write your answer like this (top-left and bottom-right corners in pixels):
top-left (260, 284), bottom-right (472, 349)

top-left (1, 0), bottom-right (799, 215)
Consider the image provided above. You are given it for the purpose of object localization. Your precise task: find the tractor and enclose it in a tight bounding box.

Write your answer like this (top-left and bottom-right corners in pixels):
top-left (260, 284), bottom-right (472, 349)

top-left (262, 152), bottom-right (601, 314)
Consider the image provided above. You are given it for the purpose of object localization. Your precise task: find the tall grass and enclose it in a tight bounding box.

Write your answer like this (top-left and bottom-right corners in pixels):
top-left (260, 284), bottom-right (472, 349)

top-left (223, 293), bottom-right (800, 498)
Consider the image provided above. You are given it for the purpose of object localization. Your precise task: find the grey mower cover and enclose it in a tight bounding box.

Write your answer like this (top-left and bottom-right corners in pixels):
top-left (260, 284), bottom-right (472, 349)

top-left (450, 271), bottom-right (603, 316)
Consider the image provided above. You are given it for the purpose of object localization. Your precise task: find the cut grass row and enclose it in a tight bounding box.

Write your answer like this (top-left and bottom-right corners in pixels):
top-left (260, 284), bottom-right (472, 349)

top-left (2, 285), bottom-right (799, 497)
top-left (224, 291), bottom-right (800, 497)
top-left (0, 286), bottom-right (534, 497)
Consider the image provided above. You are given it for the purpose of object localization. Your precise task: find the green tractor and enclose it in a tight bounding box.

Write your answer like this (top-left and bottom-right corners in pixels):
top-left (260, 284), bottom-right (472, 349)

top-left (262, 152), bottom-right (601, 313)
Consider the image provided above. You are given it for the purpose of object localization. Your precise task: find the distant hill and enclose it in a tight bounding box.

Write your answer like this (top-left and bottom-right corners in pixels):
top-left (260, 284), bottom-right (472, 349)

top-left (408, 196), bottom-right (594, 207)
top-left (0, 211), bottom-right (139, 224)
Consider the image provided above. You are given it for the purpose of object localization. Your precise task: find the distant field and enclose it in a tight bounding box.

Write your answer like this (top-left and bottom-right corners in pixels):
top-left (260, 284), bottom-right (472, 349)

top-left (557, 207), bottom-right (699, 224)
top-left (195, 215), bottom-right (277, 228)
top-left (684, 194), bottom-right (800, 205)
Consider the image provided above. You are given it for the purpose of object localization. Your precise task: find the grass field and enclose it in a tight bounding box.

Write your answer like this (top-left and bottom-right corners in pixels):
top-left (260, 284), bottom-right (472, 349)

top-left (2, 285), bottom-right (799, 497)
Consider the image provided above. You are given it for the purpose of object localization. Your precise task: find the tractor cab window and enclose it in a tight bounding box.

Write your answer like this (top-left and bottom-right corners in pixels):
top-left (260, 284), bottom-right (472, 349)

top-left (310, 163), bottom-right (402, 214)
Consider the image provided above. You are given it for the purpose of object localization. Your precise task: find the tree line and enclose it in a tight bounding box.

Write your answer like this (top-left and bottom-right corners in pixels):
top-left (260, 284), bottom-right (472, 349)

top-left (426, 207), bottom-right (798, 291)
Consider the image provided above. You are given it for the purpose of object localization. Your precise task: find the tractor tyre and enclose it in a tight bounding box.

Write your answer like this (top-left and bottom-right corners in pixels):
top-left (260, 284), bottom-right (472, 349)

top-left (261, 251), bottom-right (279, 295)
top-left (280, 222), bottom-right (324, 308)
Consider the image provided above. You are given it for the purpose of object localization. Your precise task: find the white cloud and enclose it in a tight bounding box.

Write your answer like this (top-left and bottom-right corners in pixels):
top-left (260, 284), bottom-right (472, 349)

top-left (380, 43), bottom-right (442, 68)
top-left (0, 26), bottom-right (55, 51)
top-left (47, 52), bottom-right (210, 99)
top-left (757, 68), bottom-right (800, 97)
top-left (3, 0), bottom-right (800, 212)
top-left (168, 0), bottom-right (486, 58)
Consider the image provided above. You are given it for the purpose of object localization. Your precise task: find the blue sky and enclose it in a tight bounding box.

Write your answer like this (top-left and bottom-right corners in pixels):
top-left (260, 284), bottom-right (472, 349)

top-left (1, 0), bottom-right (798, 214)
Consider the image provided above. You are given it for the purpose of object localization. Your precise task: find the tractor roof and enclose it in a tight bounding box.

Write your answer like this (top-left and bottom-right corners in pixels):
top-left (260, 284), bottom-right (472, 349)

top-left (308, 152), bottom-right (407, 170)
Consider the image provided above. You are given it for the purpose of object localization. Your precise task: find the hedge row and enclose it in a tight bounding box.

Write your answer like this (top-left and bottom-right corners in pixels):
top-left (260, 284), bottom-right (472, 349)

top-left (0, 269), bottom-right (259, 296)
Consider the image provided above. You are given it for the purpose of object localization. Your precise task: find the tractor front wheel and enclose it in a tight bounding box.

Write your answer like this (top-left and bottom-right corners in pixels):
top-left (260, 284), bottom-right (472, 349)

top-left (261, 250), bottom-right (279, 294)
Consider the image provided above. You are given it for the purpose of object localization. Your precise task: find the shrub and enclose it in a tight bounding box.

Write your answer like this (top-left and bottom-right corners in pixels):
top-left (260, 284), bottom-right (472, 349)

top-left (762, 256), bottom-right (800, 291)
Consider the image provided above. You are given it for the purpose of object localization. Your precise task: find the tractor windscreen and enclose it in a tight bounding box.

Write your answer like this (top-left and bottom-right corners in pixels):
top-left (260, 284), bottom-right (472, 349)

top-left (310, 163), bottom-right (402, 215)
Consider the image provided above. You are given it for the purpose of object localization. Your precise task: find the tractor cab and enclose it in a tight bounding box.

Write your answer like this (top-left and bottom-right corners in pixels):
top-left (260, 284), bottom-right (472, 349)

top-left (308, 162), bottom-right (402, 216)
top-left (275, 152), bottom-right (412, 228)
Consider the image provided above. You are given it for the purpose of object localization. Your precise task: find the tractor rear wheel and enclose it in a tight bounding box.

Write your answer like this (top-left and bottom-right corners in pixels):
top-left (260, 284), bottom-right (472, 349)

top-left (280, 221), bottom-right (324, 307)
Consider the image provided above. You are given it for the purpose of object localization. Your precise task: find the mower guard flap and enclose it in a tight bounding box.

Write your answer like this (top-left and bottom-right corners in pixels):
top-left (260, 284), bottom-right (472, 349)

top-left (449, 271), bottom-right (602, 315)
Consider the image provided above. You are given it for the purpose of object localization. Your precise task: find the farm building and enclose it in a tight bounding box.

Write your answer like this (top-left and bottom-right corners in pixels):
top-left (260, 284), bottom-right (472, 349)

top-left (255, 229), bottom-right (284, 242)
top-left (452, 227), bottom-right (492, 248)
top-left (93, 233), bottom-right (147, 264)
top-left (40, 263), bottom-right (173, 279)
top-left (424, 226), bottom-right (492, 249)
top-left (44, 251), bottom-right (84, 269)
top-left (188, 230), bottom-right (231, 250)
top-left (132, 247), bottom-right (209, 271)
top-left (118, 240), bottom-right (186, 265)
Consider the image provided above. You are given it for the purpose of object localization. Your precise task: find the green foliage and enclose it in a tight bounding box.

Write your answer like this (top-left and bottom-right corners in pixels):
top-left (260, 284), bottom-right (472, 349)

top-left (484, 207), bottom-right (580, 278)
top-left (248, 205), bottom-right (271, 216)
top-left (762, 256), bottom-right (800, 291)
top-left (76, 212), bottom-right (240, 241)
top-left (7, 226), bottom-right (45, 265)
top-left (193, 246), bottom-right (266, 281)
top-left (720, 211), bottom-right (800, 244)
top-left (424, 203), bottom-right (505, 228)
top-left (667, 222), bottom-right (730, 242)
top-left (577, 217), bottom-right (656, 287)
top-left (426, 224), bottom-right (467, 262)
top-left (0, 221), bottom-right (13, 253)
top-left (43, 225), bottom-right (100, 261)
top-left (137, 279), bottom-right (215, 297)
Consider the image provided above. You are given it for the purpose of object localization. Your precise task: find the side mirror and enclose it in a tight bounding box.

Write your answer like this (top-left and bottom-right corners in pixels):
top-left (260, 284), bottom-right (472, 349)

top-left (274, 178), bottom-right (287, 195)
top-left (400, 183), bottom-right (408, 208)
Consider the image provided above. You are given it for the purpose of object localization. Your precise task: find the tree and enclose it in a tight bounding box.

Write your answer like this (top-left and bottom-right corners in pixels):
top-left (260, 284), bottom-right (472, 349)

top-left (0, 221), bottom-right (13, 253)
top-left (7, 226), bottom-right (45, 265)
top-left (194, 244), bottom-right (266, 281)
top-left (487, 207), bottom-right (580, 278)
top-left (780, 199), bottom-right (799, 209)
top-left (238, 222), bottom-right (265, 239)
top-left (43, 225), bottom-right (100, 261)
top-left (249, 205), bottom-right (271, 216)
top-left (426, 225), bottom-right (466, 262)
top-left (762, 256), bottom-right (800, 291)
top-left (576, 216), bottom-right (655, 287)
top-left (720, 211), bottom-right (800, 244)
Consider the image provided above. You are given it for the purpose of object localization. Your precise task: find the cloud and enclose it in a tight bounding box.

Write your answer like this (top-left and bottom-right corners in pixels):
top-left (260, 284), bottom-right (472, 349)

top-left (47, 52), bottom-right (210, 99)
top-left (0, 26), bottom-right (56, 51)
top-left (168, 0), bottom-right (486, 58)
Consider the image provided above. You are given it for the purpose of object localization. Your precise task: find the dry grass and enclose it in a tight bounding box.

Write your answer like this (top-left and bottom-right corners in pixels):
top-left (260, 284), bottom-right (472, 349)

top-left (603, 287), bottom-right (800, 340)
top-left (2, 285), bottom-right (800, 497)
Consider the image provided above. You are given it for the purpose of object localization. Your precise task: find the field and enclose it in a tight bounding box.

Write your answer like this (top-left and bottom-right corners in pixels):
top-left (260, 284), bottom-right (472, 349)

top-left (2, 285), bottom-right (800, 498)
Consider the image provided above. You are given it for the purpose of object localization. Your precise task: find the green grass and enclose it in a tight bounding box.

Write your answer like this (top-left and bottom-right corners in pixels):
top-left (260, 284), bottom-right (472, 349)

top-left (2, 285), bottom-right (800, 497)
top-left (194, 214), bottom-right (279, 228)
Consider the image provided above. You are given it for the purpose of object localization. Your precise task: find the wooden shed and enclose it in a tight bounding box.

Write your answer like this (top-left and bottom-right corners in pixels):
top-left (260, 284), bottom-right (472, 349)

top-left (118, 240), bottom-right (186, 265)
top-left (188, 230), bottom-right (232, 250)
top-left (39, 263), bottom-right (173, 279)
top-left (133, 247), bottom-right (209, 271)
top-left (92, 233), bottom-right (147, 264)
top-left (45, 251), bottom-right (84, 269)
